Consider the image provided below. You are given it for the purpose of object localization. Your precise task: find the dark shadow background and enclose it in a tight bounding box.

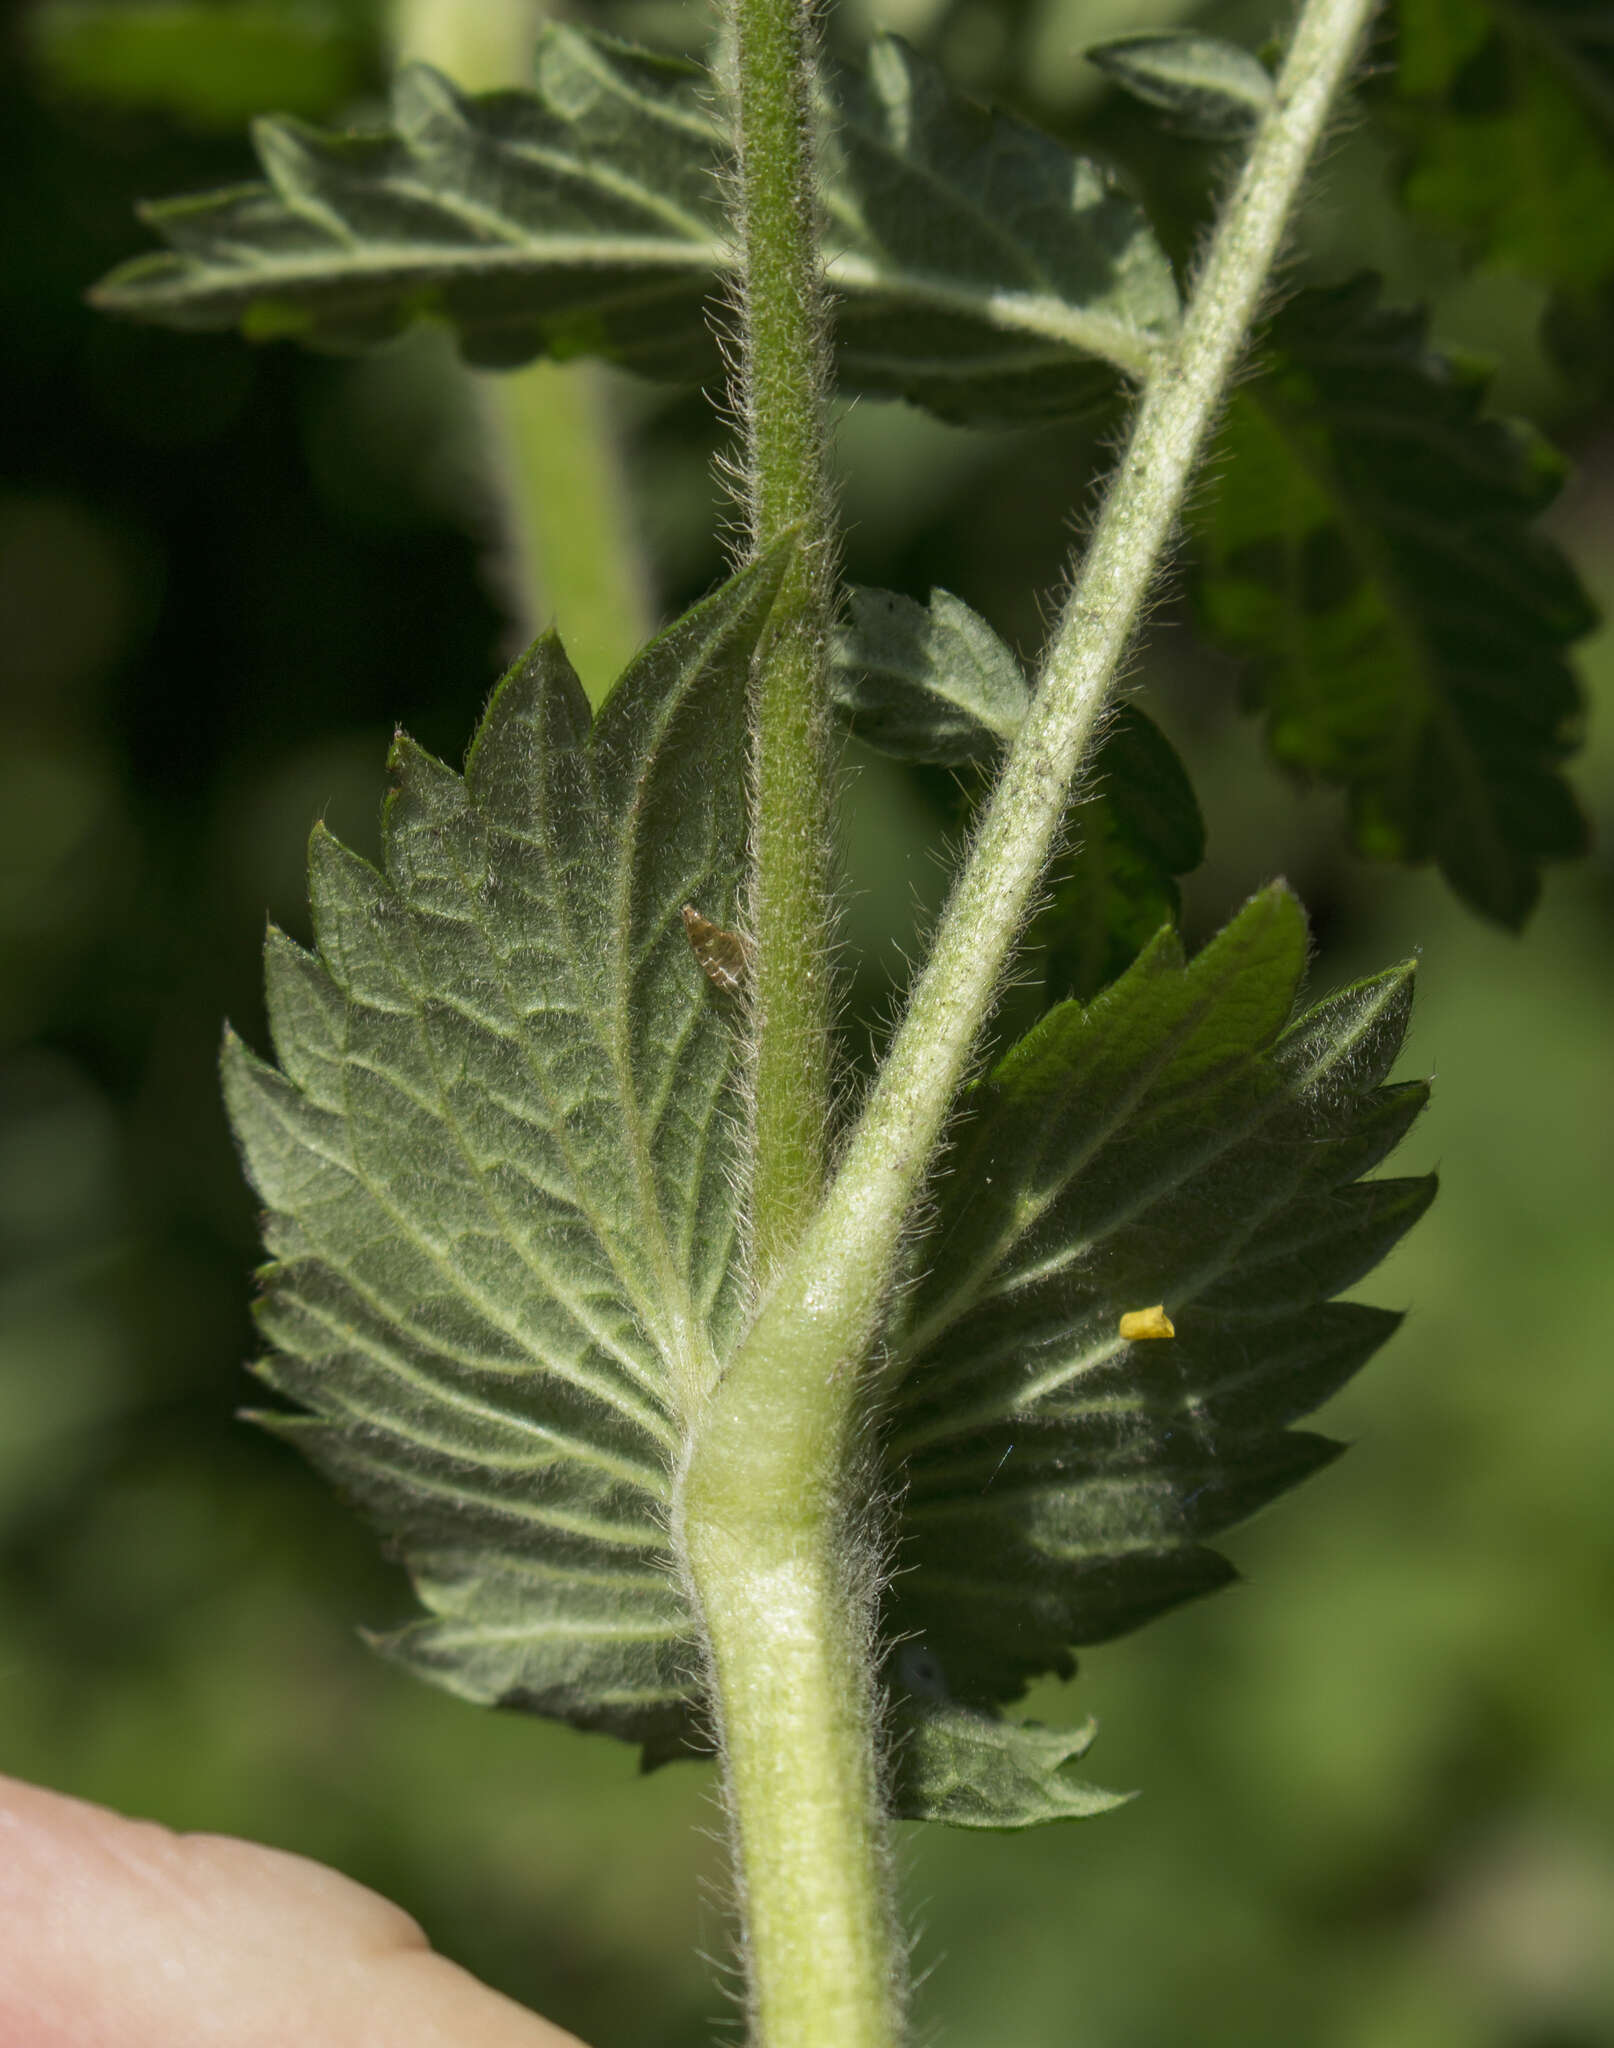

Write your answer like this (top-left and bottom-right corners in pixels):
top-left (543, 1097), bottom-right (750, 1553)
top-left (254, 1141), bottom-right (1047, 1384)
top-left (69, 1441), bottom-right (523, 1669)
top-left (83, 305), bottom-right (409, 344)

top-left (2, 2), bottom-right (1612, 2043)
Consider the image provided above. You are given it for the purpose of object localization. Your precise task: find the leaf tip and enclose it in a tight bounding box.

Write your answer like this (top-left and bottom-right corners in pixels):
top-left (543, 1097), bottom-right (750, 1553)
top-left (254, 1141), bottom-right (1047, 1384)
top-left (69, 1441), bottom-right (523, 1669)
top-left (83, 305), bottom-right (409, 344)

top-left (392, 59), bottom-right (462, 126)
top-left (218, 1020), bottom-right (251, 1089)
top-left (385, 728), bottom-right (460, 802)
top-left (465, 630), bottom-right (591, 798)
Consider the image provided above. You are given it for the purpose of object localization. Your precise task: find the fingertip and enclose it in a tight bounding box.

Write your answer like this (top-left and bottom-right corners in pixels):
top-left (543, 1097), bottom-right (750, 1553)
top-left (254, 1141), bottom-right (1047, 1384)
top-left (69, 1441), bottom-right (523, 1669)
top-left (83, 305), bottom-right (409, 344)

top-left (0, 1774), bottom-right (587, 2048)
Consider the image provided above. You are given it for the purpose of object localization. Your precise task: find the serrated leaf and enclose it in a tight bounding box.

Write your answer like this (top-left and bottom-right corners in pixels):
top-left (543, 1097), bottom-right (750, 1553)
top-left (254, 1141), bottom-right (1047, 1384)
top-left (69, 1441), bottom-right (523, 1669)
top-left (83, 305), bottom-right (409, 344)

top-left (1198, 278), bottom-right (1594, 930)
top-left (833, 587), bottom-right (1204, 996)
top-left (90, 24), bottom-right (1178, 419)
top-left (890, 1698), bottom-right (1130, 1828)
top-left (225, 551), bottom-right (790, 1752)
top-left (878, 884), bottom-right (1433, 1709)
top-left (822, 37), bottom-right (1177, 420)
top-left (1378, 0), bottom-right (1614, 292)
top-left (1087, 32), bottom-right (1275, 139)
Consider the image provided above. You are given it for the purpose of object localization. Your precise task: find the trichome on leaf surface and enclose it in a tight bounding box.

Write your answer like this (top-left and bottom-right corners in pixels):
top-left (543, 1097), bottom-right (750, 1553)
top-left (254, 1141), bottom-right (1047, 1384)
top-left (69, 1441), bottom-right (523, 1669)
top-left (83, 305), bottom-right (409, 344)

top-left (91, 0), bottom-right (1598, 2038)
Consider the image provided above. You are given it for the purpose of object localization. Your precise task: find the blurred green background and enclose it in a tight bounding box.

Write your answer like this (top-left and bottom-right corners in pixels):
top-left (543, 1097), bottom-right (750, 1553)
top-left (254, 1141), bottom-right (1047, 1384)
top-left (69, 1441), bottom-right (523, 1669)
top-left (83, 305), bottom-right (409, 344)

top-left (2, 1), bottom-right (1611, 2043)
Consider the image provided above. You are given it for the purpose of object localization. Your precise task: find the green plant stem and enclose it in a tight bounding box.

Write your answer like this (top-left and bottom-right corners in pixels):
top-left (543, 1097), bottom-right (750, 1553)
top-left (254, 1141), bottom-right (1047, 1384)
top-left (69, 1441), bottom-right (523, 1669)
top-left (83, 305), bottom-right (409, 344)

top-left (392, 0), bottom-right (652, 705)
top-left (740, 0), bottom-right (1378, 1389)
top-left (692, 15), bottom-right (1377, 2025)
top-left (680, 3), bottom-right (884, 2046)
top-left (758, 0), bottom-right (1373, 1366)
top-left (680, 1471), bottom-right (898, 2048)
top-left (728, 0), bottom-right (838, 1279)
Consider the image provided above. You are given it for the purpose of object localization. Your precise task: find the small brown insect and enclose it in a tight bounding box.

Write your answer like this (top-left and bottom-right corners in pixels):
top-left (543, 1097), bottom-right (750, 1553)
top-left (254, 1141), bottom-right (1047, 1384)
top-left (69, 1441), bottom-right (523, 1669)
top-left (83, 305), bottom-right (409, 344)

top-left (681, 904), bottom-right (750, 994)
top-left (1118, 1304), bottom-right (1175, 1341)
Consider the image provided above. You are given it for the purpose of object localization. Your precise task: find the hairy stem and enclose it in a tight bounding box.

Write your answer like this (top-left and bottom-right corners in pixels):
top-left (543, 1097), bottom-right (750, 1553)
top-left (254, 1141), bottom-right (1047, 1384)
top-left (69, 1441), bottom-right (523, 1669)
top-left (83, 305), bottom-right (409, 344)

top-left (681, 2), bottom-right (886, 2045)
top-left (392, 0), bottom-right (652, 705)
top-left (681, 1448), bottom-right (899, 2048)
top-left (728, 0), bottom-right (838, 1279)
top-left (711, 0), bottom-right (1379, 1655)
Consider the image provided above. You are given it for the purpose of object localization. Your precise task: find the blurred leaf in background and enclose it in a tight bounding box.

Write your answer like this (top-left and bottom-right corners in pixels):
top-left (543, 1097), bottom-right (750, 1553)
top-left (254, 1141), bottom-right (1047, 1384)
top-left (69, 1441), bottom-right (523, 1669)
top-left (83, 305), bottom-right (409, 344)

top-left (2, 0), bottom-right (1611, 2043)
top-left (27, 1), bottom-right (382, 128)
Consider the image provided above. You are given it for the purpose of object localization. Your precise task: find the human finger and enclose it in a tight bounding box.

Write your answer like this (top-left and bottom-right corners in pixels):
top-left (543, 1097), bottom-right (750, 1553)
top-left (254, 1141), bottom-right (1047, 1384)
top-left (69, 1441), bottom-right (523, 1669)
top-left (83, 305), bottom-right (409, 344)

top-left (0, 1773), bottom-right (589, 2048)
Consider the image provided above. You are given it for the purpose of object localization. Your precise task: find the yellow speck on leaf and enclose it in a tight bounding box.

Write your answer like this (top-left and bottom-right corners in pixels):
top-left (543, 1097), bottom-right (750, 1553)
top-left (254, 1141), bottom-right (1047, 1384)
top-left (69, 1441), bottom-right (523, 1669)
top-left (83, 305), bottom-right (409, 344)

top-left (1119, 1305), bottom-right (1175, 1341)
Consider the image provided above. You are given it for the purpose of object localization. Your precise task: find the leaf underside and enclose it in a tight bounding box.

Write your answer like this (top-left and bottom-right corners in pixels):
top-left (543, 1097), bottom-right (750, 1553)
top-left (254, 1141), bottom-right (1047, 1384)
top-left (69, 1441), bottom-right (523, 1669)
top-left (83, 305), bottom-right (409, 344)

top-left (1199, 278), bottom-right (1594, 929)
top-left (226, 555), bottom-right (789, 1749)
top-left (1087, 31), bottom-right (1276, 140)
top-left (833, 586), bottom-right (1205, 1000)
top-left (186, 46), bottom-right (1449, 1826)
top-left (229, 528), bottom-right (1428, 1820)
top-left (882, 884), bottom-right (1432, 1714)
top-left (90, 24), bottom-right (1178, 424)
top-left (230, 572), bottom-right (1430, 1821)
top-left (891, 1693), bottom-right (1130, 1829)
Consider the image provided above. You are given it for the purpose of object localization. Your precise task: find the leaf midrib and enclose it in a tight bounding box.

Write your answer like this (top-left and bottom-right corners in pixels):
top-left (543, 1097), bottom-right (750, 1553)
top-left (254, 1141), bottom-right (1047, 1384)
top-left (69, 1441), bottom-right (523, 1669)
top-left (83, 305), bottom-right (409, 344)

top-left (602, 619), bottom-right (748, 1416)
top-left (106, 228), bottom-right (1163, 384)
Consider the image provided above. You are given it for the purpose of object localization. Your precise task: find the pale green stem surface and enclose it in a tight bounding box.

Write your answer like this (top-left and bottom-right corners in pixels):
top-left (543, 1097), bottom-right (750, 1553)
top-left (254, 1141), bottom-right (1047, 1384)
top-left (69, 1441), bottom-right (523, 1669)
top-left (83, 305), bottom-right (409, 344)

top-left (474, 366), bottom-right (651, 700)
top-left (680, 1473), bottom-right (897, 2048)
top-left (729, 0), bottom-right (838, 1280)
top-left (691, 3), bottom-right (1378, 2037)
top-left (392, 0), bottom-right (652, 705)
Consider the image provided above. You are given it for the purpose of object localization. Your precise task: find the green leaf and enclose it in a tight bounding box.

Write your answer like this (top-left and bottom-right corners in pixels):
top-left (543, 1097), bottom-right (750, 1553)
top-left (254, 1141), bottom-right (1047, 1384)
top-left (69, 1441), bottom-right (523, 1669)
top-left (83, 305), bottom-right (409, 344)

top-left (822, 37), bottom-right (1178, 420)
top-left (1036, 708), bottom-right (1206, 1004)
top-left (224, 551), bottom-right (790, 1751)
top-left (90, 24), bottom-right (1178, 418)
top-left (831, 586), bottom-right (1031, 762)
top-left (103, 36), bottom-right (727, 375)
top-left (1378, 0), bottom-right (1614, 292)
top-left (890, 1695), bottom-right (1130, 1829)
top-left (832, 587), bottom-right (1204, 996)
top-left (1087, 31), bottom-right (1276, 139)
top-left (1197, 278), bottom-right (1594, 929)
top-left (879, 884), bottom-right (1433, 1710)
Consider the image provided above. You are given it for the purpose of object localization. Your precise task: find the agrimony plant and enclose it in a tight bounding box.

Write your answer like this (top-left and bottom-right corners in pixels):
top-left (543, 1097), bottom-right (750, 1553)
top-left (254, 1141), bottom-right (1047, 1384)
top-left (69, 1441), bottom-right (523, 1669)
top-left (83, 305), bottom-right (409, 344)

top-left (93, 0), bottom-right (1597, 2040)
